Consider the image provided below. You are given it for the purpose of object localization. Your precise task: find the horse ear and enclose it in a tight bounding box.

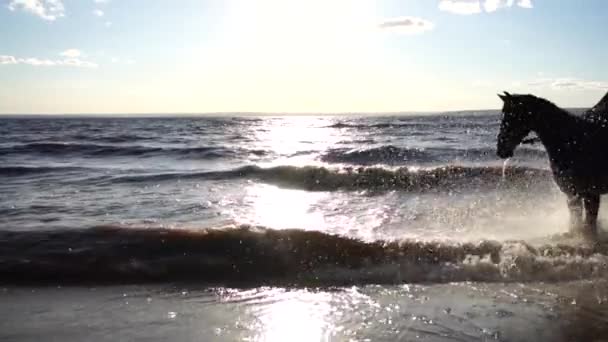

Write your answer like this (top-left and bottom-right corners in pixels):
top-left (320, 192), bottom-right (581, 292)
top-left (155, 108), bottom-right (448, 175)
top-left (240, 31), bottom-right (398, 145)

top-left (498, 93), bottom-right (507, 101)
top-left (503, 91), bottom-right (512, 97)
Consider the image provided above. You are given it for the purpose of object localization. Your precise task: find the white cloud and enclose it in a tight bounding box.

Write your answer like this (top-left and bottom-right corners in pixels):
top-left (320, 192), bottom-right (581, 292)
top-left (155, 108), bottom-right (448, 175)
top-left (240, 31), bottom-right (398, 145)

top-left (379, 17), bottom-right (434, 35)
top-left (22, 57), bottom-right (56, 66)
top-left (438, 0), bottom-right (481, 15)
top-left (0, 54), bottom-right (98, 68)
top-left (60, 58), bottom-right (98, 68)
top-left (518, 0), bottom-right (533, 8)
top-left (439, 0), bottom-right (533, 15)
top-left (527, 77), bottom-right (608, 91)
top-left (104, 21), bottom-right (112, 27)
top-left (94, 0), bottom-right (109, 3)
top-left (483, 0), bottom-right (506, 12)
top-left (0, 55), bottom-right (18, 65)
top-left (7, 0), bottom-right (65, 21)
top-left (93, 9), bottom-right (104, 17)
top-left (60, 49), bottom-right (82, 58)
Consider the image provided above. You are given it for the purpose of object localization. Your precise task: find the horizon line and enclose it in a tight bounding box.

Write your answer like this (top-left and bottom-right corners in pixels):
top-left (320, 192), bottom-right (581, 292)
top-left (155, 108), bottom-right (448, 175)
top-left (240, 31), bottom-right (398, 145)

top-left (0, 108), bottom-right (506, 117)
top-left (0, 107), bottom-right (591, 117)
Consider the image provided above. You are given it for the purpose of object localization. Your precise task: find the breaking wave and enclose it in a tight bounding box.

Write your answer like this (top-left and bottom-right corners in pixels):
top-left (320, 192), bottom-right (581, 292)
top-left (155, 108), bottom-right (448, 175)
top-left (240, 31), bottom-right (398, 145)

top-left (105, 164), bottom-right (552, 192)
top-left (1, 225), bottom-right (606, 285)
top-left (321, 145), bottom-right (547, 165)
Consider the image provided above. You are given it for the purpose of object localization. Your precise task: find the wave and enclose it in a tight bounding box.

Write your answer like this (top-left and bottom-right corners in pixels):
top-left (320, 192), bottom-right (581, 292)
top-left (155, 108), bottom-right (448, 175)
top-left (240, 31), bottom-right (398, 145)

top-left (337, 138), bottom-right (376, 145)
top-left (0, 143), bottom-right (267, 159)
top-left (0, 166), bottom-right (90, 177)
top-left (69, 134), bottom-right (156, 144)
top-left (1, 225), bottom-right (606, 285)
top-left (321, 145), bottom-right (547, 165)
top-left (329, 122), bottom-right (449, 129)
top-left (106, 164), bottom-right (551, 191)
top-left (328, 121), bottom-right (499, 130)
top-left (322, 146), bottom-right (434, 165)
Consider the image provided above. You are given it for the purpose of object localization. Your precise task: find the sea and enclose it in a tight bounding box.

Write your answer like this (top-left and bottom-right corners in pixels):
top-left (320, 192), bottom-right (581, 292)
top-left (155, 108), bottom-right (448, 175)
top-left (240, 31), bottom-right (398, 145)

top-left (1, 113), bottom-right (608, 341)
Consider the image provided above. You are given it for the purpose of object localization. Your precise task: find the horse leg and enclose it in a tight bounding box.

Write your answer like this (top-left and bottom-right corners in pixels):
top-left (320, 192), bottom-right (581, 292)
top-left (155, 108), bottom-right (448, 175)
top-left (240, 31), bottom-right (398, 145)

top-left (582, 194), bottom-right (600, 237)
top-left (567, 194), bottom-right (583, 232)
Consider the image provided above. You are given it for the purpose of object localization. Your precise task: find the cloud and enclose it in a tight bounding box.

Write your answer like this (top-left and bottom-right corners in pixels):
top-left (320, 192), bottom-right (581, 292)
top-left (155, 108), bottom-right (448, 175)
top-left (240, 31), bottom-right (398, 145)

top-left (94, 0), bottom-right (109, 3)
top-left (379, 17), bottom-right (435, 35)
top-left (483, 0), bottom-right (506, 12)
top-left (0, 55), bottom-right (18, 65)
top-left (438, 0), bottom-right (482, 15)
top-left (0, 54), bottom-right (98, 68)
top-left (518, 0), bottom-right (533, 8)
top-left (93, 9), bottom-right (104, 17)
top-left (60, 49), bottom-right (82, 58)
top-left (60, 58), bottom-right (98, 68)
top-left (527, 78), bottom-right (608, 91)
top-left (104, 21), bottom-right (112, 27)
top-left (439, 0), bottom-right (533, 15)
top-left (7, 0), bottom-right (65, 21)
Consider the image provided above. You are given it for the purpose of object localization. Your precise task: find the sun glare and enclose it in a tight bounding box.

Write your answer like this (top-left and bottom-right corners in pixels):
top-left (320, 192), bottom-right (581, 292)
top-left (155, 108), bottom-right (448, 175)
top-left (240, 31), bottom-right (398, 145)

top-left (246, 290), bottom-right (334, 342)
top-left (244, 183), bottom-right (327, 230)
top-left (221, 0), bottom-right (379, 64)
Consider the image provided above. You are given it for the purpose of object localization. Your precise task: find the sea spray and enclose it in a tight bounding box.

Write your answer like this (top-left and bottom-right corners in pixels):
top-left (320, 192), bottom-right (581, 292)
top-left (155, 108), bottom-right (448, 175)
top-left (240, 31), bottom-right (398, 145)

top-left (99, 164), bottom-right (549, 192)
top-left (502, 158), bottom-right (512, 181)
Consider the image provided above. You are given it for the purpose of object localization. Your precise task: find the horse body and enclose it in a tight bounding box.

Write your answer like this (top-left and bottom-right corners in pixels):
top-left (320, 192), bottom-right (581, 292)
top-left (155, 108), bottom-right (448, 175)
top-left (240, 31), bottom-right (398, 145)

top-left (537, 108), bottom-right (608, 193)
top-left (497, 92), bottom-right (608, 236)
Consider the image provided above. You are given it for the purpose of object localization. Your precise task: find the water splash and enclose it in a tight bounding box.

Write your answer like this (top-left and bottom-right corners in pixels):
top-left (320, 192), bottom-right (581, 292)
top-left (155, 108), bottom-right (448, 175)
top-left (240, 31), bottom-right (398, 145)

top-left (502, 158), bottom-right (512, 181)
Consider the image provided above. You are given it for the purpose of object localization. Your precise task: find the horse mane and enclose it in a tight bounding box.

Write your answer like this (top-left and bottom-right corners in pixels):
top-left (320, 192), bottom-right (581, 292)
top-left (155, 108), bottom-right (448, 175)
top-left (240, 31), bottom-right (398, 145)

top-left (516, 94), bottom-right (574, 117)
top-left (521, 94), bottom-right (558, 108)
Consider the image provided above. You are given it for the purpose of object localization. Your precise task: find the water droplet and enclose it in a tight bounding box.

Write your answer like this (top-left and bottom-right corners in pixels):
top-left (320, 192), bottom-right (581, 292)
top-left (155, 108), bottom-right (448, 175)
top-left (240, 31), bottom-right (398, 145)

top-left (502, 158), bottom-right (511, 180)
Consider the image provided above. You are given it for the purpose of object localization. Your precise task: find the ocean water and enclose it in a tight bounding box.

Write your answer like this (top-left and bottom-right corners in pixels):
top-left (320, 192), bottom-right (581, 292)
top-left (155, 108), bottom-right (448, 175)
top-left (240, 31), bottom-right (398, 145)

top-left (1, 113), bottom-right (608, 341)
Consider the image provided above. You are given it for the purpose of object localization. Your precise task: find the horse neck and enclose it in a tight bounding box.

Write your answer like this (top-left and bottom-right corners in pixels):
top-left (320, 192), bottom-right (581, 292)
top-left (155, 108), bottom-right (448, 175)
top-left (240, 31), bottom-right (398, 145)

top-left (532, 103), bottom-right (585, 161)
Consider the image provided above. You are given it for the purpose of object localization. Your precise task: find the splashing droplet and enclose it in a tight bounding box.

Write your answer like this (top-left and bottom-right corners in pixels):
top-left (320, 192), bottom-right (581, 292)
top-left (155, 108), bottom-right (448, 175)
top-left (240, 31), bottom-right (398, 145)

top-left (502, 158), bottom-right (511, 181)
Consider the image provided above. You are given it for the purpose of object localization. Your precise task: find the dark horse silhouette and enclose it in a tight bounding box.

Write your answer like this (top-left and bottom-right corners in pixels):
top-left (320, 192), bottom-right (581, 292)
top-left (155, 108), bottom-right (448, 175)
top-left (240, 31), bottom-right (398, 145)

top-left (496, 91), bottom-right (608, 237)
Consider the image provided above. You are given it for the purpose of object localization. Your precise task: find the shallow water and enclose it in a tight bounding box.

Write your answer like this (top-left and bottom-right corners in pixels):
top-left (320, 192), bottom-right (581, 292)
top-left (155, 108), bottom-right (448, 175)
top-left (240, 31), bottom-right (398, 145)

top-left (0, 115), bottom-right (563, 240)
top-left (2, 113), bottom-right (607, 340)
top-left (2, 281), bottom-right (608, 342)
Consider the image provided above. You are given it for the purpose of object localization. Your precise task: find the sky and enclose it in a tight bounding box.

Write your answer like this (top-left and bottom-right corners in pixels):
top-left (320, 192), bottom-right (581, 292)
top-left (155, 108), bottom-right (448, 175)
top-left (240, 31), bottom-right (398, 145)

top-left (1, 0), bottom-right (607, 114)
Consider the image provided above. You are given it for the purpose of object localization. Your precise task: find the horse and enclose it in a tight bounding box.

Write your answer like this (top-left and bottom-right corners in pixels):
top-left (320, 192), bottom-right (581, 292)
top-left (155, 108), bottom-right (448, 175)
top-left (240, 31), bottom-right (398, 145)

top-left (496, 91), bottom-right (608, 237)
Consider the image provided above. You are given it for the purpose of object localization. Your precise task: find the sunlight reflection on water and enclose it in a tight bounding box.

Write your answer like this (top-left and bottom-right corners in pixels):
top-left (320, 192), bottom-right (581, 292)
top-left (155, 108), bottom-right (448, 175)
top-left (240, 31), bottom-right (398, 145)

top-left (250, 292), bottom-right (333, 342)
top-left (227, 287), bottom-right (377, 342)
top-left (253, 117), bottom-right (342, 160)
top-left (243, 183), bottom-right (328, 230)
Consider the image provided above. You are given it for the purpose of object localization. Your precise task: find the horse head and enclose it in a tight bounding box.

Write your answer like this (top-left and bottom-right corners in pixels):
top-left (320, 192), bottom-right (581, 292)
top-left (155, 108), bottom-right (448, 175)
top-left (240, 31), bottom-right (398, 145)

top-left (496, 92), bottom-right (537, 159)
